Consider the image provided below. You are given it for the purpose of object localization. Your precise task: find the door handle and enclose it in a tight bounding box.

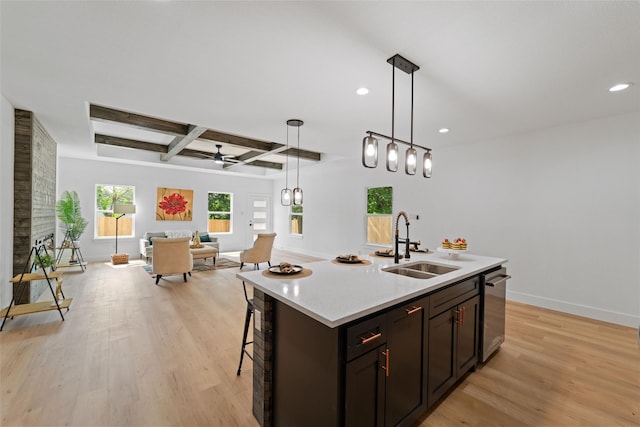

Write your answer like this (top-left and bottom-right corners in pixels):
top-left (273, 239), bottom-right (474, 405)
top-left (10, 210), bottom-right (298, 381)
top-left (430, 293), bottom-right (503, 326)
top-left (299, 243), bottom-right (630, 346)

top-left (405, 305), bottom-right (423, 315)
top-left (381, 349), bottom-right (390, 377)
top-left (359, 332), bottom-right (382, 345)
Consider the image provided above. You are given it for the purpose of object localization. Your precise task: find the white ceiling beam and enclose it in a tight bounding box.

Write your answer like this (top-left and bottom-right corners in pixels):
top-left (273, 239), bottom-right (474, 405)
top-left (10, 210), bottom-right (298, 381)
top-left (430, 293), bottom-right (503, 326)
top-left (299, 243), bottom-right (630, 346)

top-left (223, 145), bottom-right (289, 170)
top-left (160, 125), bottom-right (208, 161)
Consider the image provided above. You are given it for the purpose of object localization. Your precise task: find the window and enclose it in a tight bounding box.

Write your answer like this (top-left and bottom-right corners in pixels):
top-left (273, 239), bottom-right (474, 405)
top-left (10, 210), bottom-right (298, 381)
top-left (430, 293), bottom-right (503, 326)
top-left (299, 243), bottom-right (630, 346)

top-left (208, 192), bottom-right (232, 233)
top-left (366, 186), bottom-right (393, 245)
top-left (290, 204), bottom-right (303, 236)
top-left (95, 184), bottom-right (135, 238)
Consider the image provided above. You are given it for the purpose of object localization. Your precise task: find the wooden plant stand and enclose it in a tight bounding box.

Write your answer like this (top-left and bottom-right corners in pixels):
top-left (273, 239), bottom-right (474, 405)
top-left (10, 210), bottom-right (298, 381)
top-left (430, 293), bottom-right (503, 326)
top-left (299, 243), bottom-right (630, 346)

top-left (1, 234), bottom-right (73, 331)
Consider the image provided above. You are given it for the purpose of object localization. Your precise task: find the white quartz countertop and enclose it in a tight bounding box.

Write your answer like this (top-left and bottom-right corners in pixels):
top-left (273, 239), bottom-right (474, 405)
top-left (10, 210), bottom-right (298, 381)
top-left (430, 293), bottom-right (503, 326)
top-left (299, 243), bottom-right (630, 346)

top-left (236, 251), bottom-right (507, 328)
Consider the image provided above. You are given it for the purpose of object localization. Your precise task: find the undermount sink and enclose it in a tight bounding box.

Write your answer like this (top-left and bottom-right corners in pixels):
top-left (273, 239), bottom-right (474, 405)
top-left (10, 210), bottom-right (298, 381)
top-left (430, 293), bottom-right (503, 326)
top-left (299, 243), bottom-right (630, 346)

top-left (382, 267), bottom-right (439, 280)
top-left (382, 261), bottom-right (460, 280)
top-left (404, 262), bottom-right (459, 275)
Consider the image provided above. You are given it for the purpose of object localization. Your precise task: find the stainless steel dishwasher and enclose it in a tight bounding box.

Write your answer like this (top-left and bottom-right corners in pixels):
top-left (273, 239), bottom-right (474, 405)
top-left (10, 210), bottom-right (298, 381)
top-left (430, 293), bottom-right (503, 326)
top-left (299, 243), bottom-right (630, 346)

top-left (480, 267), bottom-right (510, 362)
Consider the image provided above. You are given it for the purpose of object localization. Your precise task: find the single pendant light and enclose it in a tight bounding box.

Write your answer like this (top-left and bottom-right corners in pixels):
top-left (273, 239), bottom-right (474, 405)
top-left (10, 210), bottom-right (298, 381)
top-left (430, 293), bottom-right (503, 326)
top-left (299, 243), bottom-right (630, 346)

top-left (288, 119), bottom-right (304, 205)
top-left (362, 134), bottom-right (378, 168)
top-left (281, 121), bottom-right (292, 206)
top-left (423, 150), bottom-right (432, 178)
top-left (405, 71), bottom-right (417, 175)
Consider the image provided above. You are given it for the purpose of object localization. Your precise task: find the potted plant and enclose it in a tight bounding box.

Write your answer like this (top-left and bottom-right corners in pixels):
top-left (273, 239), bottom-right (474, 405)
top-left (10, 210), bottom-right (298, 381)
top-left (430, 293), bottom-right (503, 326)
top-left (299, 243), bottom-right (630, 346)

top-left (34, 253), bottom-right (55, 272)
top-left (55, 190), bottom-right (88, 262)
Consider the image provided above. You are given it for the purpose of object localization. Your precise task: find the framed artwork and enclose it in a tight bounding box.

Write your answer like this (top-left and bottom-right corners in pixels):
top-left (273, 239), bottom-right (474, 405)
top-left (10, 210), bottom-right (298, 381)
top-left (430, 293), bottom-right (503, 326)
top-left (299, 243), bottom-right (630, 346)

top-left (156, 187), bottom-right (193, 221)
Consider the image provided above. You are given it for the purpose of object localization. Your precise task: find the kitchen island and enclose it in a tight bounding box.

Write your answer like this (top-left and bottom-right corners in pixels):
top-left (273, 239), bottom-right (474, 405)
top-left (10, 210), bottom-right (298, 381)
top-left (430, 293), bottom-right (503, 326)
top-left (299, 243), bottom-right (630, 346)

top-left (237, 251), bottom-right (507, 427)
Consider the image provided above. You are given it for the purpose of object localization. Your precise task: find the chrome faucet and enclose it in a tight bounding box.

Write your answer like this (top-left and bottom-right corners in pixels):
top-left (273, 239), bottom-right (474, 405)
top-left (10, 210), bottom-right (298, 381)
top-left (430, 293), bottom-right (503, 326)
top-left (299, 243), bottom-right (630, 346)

top-left (394, 211), bottom-right (411, 263)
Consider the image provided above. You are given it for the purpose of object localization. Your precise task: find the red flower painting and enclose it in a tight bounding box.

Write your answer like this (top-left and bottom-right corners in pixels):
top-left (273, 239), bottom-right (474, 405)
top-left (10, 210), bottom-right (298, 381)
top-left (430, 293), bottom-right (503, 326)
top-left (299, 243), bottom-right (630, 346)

top-left (156, 188), bottom-right (193, 221)
top-left (159, 193), bottom-right (188, 215)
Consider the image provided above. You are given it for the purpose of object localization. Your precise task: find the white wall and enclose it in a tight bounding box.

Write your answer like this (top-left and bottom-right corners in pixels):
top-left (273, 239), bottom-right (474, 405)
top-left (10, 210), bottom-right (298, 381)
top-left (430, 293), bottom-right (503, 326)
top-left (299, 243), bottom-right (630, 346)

top-left (57, 157), bottom-right (273, 262)
top-left (0, 94), bottom-right (15, 309)
top-left (272, 112), bottom-right (640, 327)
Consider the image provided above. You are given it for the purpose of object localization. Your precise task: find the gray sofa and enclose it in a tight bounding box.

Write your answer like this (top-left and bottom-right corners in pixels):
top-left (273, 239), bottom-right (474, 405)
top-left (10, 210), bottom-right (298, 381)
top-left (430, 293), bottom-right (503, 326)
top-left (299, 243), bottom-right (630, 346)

top-left (140, 230), bottom-right (219, 261)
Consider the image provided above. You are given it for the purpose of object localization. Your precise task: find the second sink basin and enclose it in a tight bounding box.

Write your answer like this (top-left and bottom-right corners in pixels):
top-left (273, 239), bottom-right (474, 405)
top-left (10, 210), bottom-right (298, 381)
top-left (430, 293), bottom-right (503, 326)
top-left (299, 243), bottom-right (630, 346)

top-left (382, 267), bottom-right (439, 280)
top-left (404, 262), bottom-right (460, 275)
top-left (382, 261), bottom-right (460, 280)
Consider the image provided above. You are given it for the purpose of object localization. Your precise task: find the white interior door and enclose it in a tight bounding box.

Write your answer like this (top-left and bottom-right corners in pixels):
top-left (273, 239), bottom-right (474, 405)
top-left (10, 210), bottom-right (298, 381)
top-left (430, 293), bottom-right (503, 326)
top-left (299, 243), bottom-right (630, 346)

top-left (247, 194), bottom-right (271, 247)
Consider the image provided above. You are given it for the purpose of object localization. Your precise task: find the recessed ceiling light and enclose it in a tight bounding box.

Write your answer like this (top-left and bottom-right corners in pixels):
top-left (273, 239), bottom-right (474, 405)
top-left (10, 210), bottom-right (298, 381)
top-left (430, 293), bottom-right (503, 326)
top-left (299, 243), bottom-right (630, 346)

top-left (609, 82), bottom-right (634, 92)
top-left (356, 87), bottom-right (369, 95)
top-left (438, 128), bottom-right (449, 133)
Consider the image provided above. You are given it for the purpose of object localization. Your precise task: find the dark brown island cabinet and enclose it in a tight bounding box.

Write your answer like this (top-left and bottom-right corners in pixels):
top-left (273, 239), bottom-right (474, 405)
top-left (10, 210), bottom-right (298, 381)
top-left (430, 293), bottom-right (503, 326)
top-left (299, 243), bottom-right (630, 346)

top-left (270, 269), bottom-right (498, 427)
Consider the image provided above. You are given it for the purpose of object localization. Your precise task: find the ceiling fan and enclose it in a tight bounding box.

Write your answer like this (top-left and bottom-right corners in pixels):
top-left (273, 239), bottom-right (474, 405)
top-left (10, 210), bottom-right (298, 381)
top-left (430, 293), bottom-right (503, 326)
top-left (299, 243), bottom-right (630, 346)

top-left (199, 144), bottom-right (237, 165)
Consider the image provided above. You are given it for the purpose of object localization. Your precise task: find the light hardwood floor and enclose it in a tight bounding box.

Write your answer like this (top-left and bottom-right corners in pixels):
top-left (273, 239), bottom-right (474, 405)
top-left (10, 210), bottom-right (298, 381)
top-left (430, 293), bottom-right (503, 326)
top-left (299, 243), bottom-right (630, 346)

top-left (1, 250), bottom-right (638, 426)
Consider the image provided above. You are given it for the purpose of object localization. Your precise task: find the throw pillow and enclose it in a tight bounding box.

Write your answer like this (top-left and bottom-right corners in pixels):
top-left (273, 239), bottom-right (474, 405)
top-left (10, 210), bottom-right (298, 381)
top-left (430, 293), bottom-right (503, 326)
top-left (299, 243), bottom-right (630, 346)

top-left (199, 232), bottom-right (211, 242)
top-left (147, 232), bottom-right (166, 246)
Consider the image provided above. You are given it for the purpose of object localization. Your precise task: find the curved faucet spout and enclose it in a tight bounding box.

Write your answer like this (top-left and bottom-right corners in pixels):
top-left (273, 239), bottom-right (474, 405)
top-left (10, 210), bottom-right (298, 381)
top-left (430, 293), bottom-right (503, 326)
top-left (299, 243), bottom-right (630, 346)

top-left (394, 211), bottom-right (411, 263)
top-left (395, 211), bottom-right (410, 230)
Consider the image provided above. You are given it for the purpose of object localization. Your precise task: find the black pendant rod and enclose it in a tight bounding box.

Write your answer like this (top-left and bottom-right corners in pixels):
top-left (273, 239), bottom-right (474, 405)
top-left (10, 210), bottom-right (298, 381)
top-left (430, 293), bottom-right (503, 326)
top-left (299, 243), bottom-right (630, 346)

top-left (411, 71), bottom-right (414, 148)
top-left (391, 57), bottom-right (395, 143)
top-left (366, 131), bottom-right (431, 152)
top-left (285, 124), bottom-right (289, 188)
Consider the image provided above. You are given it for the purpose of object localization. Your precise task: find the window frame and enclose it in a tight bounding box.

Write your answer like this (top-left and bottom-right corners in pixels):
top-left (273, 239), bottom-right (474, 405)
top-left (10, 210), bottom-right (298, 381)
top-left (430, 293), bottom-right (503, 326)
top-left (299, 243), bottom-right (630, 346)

top-left (366, 186), bottom-right (393, 246)
top-left (207, 191), bottom-right (233, 234)
top-left (290, 204), bottom-right (303, 236)
top-left (94, 184), bottom-right (136, 239)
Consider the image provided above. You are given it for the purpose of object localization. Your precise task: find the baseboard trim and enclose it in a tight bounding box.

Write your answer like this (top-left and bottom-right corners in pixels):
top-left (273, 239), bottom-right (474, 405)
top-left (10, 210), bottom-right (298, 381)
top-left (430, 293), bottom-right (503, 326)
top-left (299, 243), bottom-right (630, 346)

top-left (507, 290), bottom-right (639, 328)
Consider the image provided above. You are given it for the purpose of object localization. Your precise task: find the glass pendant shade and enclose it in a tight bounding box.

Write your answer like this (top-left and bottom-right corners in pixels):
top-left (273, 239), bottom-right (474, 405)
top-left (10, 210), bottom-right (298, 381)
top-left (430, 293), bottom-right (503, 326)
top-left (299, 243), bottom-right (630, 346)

top-left (423, 151), bottom-right (432, 178)
top-left (362, 136), bottom-right (378, 168)
top-left (293, 187), bottom-right (303, 205)
top-left (405, 147), bottom-right (417, 175)
top-left (386, 141), bottom-right (398, 172)
top-left (281, 188), bottom-right (292, 206)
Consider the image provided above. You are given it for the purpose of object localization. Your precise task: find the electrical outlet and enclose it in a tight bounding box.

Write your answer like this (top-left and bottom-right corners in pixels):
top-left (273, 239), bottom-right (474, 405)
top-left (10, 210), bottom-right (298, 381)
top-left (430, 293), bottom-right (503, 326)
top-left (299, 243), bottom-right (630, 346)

top-left (410, 213), bottom-right (420, 220)
top-left (254, 309), bottom-right (261, 332)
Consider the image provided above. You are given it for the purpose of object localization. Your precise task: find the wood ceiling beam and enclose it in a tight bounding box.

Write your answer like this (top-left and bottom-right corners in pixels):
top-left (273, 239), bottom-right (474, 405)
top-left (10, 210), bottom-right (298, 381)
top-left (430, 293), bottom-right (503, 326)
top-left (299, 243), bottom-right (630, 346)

top-left (95, 134), bottom-right (168, 153)
top-left (90, 104), bottom-right (189, 136)
top-left (90, 104), bottom-right (322, 163)
top-left (160, 125), bottom-right (208, 161)
top-left (95, 134), bottom-right (283, 170)
top-left (180, 148), bottom-right (282, 170)
top-left (196, 130), bottom-right (321, 161)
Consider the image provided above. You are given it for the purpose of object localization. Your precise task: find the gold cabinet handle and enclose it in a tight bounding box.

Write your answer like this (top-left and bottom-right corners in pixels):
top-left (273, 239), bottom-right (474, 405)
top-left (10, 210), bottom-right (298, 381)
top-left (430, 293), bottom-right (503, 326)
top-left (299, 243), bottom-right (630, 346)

top-left (360, 332), bottom-right (382, 345)
top-left (454, 308), bottom-right (461, 325)
top-left (381, 348), bottom-right (390, 377)
top-left (461, 306), bottom-right (465, 326)
top-left (405, 305), bottom-right (423, 315)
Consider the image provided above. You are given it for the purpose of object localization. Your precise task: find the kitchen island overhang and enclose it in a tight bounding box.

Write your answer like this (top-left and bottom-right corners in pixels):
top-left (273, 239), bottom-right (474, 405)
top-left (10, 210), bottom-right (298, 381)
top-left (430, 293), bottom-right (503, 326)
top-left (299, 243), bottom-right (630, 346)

top-left (237, 252), bottom-right (507, 328)
top-left (237, 252), bottom-right (508, 427)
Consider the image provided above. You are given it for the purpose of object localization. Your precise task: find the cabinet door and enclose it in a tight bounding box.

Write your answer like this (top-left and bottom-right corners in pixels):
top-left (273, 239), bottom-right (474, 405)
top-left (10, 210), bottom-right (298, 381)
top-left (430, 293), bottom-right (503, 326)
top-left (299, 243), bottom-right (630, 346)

top-left (345, 345), bottom-right (386, 427)
top-left (456, 295), bottom-right (480, 376)
top-left (385, 297), bottom-right (428, 426)
top-left (427, 307), bottom-right (456, 407)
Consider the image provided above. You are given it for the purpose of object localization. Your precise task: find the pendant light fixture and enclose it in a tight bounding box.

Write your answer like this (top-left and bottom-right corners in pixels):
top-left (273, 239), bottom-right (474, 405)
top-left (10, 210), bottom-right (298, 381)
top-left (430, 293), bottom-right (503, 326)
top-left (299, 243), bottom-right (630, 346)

top-left (280, 121), bottom-right (292, 206)
top-left (287, 119), bottom-right (304, 205)
top-left (362, 54), bottom-right (432, 178)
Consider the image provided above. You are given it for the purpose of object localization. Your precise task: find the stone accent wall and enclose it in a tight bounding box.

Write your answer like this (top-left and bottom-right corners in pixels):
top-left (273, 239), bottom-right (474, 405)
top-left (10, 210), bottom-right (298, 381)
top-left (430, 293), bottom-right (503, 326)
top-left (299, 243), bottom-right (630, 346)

top-left (12, 109), bottom-right (57, 304)
top-left (253, 289), bottom-right (274, 427)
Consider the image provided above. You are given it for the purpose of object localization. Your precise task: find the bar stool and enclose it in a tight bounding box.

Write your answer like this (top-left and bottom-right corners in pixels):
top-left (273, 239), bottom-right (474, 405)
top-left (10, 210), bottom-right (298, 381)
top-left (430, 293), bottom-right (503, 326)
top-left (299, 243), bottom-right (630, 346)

top-left (237, 281), bottom-right (254, 375)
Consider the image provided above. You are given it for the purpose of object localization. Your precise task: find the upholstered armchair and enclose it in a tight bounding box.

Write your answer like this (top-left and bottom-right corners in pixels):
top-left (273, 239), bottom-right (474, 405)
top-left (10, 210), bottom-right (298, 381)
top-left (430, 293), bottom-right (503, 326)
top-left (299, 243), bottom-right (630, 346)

top-left (152, 237), bottom-right (193, 285)
top-left (239, 233), bottom-right (276, 270)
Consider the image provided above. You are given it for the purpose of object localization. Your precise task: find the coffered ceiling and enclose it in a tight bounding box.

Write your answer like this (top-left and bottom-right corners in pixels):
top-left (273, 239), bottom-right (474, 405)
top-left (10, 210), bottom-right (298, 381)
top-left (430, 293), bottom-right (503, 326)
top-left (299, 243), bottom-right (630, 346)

top-left (1, 1), bottom-right (638, 178)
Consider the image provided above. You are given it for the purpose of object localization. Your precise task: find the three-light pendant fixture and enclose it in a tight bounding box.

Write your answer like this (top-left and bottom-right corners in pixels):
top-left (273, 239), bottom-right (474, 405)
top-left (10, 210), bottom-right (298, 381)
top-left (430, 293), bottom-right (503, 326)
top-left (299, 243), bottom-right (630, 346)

top-left (362, 54), bottom-right (432, 178)
top-left (281, 119), bottom-right (304, 206)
